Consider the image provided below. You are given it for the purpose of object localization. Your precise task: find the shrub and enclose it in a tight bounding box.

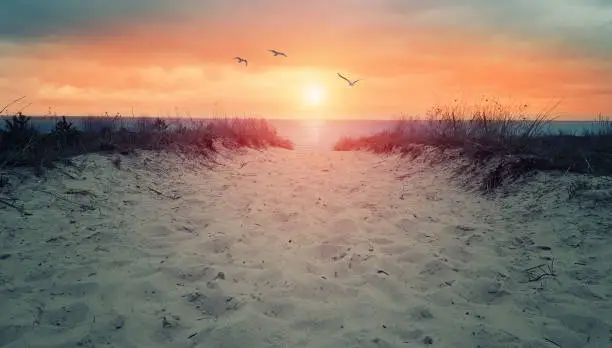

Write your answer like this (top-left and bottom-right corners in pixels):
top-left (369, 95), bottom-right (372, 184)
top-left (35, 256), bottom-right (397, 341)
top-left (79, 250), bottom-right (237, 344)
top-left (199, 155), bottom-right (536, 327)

top-left (1, 112), bottom-right (38, 150)
top-left (152, 117), bottom-right (169, 132)
top-left (52, 116), bottom-right (80, 148)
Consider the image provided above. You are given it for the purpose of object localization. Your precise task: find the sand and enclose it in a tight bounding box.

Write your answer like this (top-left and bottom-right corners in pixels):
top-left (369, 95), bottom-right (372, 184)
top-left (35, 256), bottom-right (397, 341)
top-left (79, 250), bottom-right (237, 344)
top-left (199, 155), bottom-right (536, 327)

top-left (1, 148), bottom-right (611, 348)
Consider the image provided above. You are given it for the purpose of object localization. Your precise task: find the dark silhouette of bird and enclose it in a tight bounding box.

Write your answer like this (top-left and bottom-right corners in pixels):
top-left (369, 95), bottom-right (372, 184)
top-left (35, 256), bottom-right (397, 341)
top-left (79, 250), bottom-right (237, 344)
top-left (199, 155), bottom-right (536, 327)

top-left (234, 57), bottom-right (248, 66)
top-left (337, 73), bottom-right (360, 87)
top-left (268, 49), bottom-right (287, 57)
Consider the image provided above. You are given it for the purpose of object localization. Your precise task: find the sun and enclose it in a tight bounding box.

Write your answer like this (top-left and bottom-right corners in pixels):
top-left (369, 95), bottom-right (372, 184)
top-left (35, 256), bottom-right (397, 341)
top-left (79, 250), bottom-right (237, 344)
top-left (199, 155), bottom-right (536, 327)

top-left (303, 85), bottom-right (326, 107)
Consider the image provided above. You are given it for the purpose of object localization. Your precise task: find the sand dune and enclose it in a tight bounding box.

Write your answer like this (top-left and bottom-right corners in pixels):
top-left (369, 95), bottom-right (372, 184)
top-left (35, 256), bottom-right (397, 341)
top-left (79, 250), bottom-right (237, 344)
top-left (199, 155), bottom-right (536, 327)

top-left (1, 148), bottom-right (611, 347)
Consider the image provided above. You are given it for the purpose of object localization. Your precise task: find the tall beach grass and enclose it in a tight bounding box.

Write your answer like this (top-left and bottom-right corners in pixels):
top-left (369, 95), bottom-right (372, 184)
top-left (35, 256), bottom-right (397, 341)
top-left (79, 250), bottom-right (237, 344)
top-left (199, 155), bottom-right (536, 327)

top-left (0, 101), bottom-right (293, 176)
top-left (334, 100), bottom-right (612, 190)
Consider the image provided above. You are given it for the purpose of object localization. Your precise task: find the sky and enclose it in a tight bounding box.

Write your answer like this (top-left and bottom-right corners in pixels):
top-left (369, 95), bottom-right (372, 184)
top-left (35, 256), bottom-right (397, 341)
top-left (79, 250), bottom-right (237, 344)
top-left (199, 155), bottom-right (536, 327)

top-left (1, 0), bottom-right (611, 120)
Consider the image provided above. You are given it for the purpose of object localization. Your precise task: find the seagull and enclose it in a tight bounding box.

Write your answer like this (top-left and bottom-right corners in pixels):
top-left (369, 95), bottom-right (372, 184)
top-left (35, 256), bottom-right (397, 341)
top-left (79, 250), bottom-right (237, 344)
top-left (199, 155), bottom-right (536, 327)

top-left (234, 57), bottom-right (248, 66)
top-left (268, 49), bottom-right (287, 57)
top-left (337, 73), bottom-right (360, 87)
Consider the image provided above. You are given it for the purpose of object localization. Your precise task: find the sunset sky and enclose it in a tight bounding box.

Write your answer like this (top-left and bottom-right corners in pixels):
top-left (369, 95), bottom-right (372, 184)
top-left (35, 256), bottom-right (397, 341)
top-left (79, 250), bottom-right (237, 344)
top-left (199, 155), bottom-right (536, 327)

top-left (1, 1), bottom-right (611, 119)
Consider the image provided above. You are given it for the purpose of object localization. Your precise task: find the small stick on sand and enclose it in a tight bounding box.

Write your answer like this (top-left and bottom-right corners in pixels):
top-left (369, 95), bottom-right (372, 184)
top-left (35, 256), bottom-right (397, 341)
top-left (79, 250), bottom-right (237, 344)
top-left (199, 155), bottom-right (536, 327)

top-left (65, 189), bottom-right (96, 196)
top-left (56, 167), bottom-right (80, 180)
top-left (147, 186), bottom-right (181, 200)
top-left (543, 337), bottom-right (562, 347)
top-left (39, 190), bottom-right (96, 211)
top-left (148, 186), bottom-right (165, 196)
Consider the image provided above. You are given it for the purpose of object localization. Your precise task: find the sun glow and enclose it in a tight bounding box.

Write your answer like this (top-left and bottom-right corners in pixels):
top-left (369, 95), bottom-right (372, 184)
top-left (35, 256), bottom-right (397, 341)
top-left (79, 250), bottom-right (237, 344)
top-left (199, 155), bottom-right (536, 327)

top-left (303, 85), bottom-right (326, 107)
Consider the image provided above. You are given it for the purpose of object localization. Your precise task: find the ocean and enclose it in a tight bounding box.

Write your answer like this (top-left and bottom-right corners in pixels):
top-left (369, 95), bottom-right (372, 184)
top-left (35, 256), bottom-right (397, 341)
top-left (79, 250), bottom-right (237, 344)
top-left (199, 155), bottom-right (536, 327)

top-left (0, 117), bottom-right (608, 151)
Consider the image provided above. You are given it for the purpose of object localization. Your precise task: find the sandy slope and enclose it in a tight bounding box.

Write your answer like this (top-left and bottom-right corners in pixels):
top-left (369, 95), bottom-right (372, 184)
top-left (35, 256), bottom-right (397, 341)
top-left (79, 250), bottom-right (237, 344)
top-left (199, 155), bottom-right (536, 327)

top-left (0, 148), bottom-right (611, 348)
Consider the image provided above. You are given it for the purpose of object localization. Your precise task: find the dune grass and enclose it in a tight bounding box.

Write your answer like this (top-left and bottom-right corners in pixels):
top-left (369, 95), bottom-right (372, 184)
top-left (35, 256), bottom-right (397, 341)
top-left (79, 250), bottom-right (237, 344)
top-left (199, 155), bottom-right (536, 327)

top-left (0, 106), bottom-right (293, 176)
top-left (334, 101), bottom-right (612, 190)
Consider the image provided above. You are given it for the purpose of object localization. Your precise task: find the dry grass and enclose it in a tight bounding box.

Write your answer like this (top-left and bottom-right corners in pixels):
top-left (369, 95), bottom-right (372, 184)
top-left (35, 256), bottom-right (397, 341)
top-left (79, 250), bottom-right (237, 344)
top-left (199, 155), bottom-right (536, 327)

top-left (334, 100), bottom-right (612, 191)
top-left (0, 106), bottom-right (293, 178)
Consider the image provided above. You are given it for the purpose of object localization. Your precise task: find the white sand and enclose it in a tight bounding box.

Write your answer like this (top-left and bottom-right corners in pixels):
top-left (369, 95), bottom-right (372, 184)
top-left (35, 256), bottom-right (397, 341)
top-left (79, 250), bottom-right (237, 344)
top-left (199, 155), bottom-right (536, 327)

top-left (1, 148), bottom-right (611, 347)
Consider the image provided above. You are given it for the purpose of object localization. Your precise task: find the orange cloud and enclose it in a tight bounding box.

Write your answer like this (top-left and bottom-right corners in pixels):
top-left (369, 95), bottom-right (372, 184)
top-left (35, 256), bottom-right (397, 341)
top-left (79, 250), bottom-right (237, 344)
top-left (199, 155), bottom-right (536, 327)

top-left (1, 7), bottom-right (611, 119)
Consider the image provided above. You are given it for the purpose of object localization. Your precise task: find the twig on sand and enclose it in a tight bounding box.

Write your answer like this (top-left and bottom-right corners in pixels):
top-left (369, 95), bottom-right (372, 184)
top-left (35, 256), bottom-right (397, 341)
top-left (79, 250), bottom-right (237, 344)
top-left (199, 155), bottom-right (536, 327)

top-left (396, 173), bottom-right (411, 180)
top-left (209, 159), bottom-right (228, 167)
top-left (39, 189), bottom-right (96, 211)
top-left (56, 167), bottom-right (80, 180)
top-left (0, 197), bottom-right (31, 215)
top-left (147, 186), bottom-right (181, 200)
top-left (65, 189), bottom-right (96, 197)
top-left (544, 337), bottom-right (562, 347)
top-left (525, 259), bottom-right (556, 282)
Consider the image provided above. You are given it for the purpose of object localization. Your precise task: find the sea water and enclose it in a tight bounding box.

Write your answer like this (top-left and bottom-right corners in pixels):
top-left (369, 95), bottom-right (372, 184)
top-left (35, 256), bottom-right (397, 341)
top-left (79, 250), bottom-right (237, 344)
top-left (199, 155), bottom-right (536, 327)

top-left (1, 117), bottom-right (608, 151)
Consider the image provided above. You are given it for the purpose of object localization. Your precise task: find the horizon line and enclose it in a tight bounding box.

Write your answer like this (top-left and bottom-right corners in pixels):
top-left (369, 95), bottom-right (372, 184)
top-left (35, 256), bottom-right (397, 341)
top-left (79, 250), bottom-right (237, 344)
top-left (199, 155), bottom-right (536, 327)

top-left (2, 115), bottom-right (608, 122)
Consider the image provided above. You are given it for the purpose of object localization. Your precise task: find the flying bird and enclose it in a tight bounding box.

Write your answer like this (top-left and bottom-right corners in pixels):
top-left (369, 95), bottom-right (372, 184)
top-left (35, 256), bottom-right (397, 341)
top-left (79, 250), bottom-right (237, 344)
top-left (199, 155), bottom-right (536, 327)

top-left (268, 49), bottom-right (287, 57)
top-left (337, 73), bottom-right (360, 87)
top-left (234, 57), bottom-right (248, 66)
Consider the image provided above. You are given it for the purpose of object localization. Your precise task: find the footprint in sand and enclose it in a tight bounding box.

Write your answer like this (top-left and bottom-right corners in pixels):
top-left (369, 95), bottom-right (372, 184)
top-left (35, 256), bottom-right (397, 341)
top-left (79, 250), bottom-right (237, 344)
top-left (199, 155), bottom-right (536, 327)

top-left (395, 217), bottom-right (418, 232)
top-left (464, 233), bottom-right (484, 246)
top-left (397, 250), bottom-right (428, 264)
top-left (393, 328), bottom-right (426, 344)
top-left (183, 290), bottom-right (242, 318)
top-left (81, 229), bottom-right (118, 244)
top-left (25, 267), bottom-right (57, 282)
top-left (48, 282), bottom-right (99, 298)
top-left (291, 316), bottom-right (343, 333)
top-left (55, 265), bottom-right (98, 280)
top-left (143, 225), bottom-right (196, 249)
top-left (325, 218), bottom-right (360, 243)
top-left (555, 312), bottom-right (612, 339)
top-left (337, 330), bottom-right (395, 348)
top-left (124, 280), bottom-right (166, 303)
top-left (197, 315), bottom-right (287, 348)
top-left (148, 224), bottom-right (191, 239)
top-left (470, 326), bottom-right (526, 348)
top-left (272, 210), bottom-right (298, 223)
top-left (310, 243), bottom-right (349, 262)
top-left (370, 237), bottom-right (394, 245)
top-left (542, 324), bottom-right (594, 348)
top-left (151, 312), bottom-right (184, 344)
top-left (379, 244), bottom-right (411, 256)
top-left (446, 224), bottom-right (477, 236)
top-left (419, 259), bottom-right (458, 279)
top-left (374, 237), bottom-right (410, 256)
top-left (162, 264), bottom-right (216, 283)
top-left (408, 305), bottom-right (435, 321)
top-left (438, 245), bottom-right (473, 263)
top-left (42, 302), bottom-right (90, 329)
top-left (0, 325), bottom-right (26, 346)
top-left (201, 236), bottom-right (235, 254)
top-left (458, 279), bottom-right (510, 305)
top-left (567, 266), bottom-right (608, 285)
top-left (256, 299), bottom-right (295, 319)
top-left (325, 204), bottom-right (346, 215)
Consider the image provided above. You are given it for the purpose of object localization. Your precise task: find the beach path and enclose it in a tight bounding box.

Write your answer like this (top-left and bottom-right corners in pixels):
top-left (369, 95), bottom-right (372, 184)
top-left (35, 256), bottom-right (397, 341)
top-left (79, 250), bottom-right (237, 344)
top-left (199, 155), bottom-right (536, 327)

top-left (0, 148), bottom-right (610, 347)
